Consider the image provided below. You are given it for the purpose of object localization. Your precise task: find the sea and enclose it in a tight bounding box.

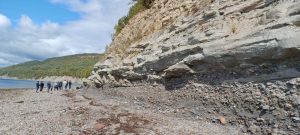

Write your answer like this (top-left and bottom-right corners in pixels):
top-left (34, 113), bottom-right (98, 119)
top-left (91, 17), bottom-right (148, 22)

top-left (0, 78), bottom-right (36, 89)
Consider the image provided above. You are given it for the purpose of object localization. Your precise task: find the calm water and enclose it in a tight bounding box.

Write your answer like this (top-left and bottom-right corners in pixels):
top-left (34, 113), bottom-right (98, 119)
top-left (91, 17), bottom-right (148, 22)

top-left (0, 79), bottom-right (36, 89)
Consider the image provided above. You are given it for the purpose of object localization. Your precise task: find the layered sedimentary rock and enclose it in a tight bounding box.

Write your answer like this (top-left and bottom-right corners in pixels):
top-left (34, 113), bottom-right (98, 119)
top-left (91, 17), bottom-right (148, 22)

top-left (87, 0), bottom-right (300, 134)
top-left (89, 0), bottom-right (300, 88)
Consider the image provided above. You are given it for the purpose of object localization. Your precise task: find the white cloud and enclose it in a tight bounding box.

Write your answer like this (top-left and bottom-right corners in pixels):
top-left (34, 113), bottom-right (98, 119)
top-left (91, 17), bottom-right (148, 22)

top-left (0, 0), bottom-right (131, 67)
top-left (0, 14), bottom-right (11, 30)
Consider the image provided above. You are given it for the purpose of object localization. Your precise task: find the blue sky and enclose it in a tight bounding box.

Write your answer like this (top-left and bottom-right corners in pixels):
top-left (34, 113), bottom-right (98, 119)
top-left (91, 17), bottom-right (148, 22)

top-left (0, 0), bottom-right (79, 25)
top-left (0, 0), bottom-right (131, 67)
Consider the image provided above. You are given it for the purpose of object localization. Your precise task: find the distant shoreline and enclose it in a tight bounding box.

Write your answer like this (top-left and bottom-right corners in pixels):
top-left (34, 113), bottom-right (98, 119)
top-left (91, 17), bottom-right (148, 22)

top-left (0, 88), bottom-right (33, 90)
top-left (0, 75), bottom-right (83, 83)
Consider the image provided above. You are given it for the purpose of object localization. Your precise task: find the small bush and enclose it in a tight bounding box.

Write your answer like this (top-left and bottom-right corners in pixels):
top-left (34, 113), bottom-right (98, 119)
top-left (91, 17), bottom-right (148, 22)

top-left (114, 0), bottom-right (154, 36)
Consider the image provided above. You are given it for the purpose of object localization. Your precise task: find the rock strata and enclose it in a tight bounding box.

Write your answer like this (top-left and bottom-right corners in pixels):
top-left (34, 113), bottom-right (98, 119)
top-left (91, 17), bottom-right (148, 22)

top-left (90, 0), bottom-right (300, 88)
top-left (88, 0), bottom-right (300, 134)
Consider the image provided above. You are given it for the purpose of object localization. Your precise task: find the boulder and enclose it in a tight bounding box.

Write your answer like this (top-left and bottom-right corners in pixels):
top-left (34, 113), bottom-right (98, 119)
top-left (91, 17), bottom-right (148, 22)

top-left (97, 68), bottom-right (112, 76)
top-left (203, 10), bottom-right (217, 19)
top-left (135, 46), bottom-right (203, 73)
top-left (82, 78), bottom-right (93, 87)
top-left (93, 79), bottom-right (104, 89)
top-left (111, 66), bottom-right (131, 77)
top-left (88, 74), bottom-right (101, 81)
top-left (126, 71), bottom-right (147, 81)
top-left (94, 59), bottom-right (113, 70)
top-left (147, 75), bottom-right (162, 81)
top-left (183, 53), bottom-right (205, 66)
top-left (164, 62), bottom-right (194, 78)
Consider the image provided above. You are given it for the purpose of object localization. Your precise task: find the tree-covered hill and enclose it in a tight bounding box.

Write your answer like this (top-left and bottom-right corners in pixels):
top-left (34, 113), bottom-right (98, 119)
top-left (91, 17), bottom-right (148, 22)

top-left (0, 53), bottom-right (104, 79)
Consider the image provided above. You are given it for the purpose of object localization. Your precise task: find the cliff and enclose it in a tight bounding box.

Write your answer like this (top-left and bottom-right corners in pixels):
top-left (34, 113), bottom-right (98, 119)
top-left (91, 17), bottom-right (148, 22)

top-left (88, 1), bottom-right (300, 134)
top-left (90, 0), bottom-right (300, 88)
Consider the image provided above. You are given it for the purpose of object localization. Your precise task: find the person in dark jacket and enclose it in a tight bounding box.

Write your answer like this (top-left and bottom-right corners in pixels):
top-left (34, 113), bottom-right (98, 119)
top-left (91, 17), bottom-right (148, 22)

top-left (68, 80), bottom-right (72, 89)
top-left (59, 81), bottom-right (63, 90)
top-left (47, 82), bottom-right (51, 93)
top-left (36, 81), bottom-right (40, 93)
top-left (40, 81), bottom-right (44, 91)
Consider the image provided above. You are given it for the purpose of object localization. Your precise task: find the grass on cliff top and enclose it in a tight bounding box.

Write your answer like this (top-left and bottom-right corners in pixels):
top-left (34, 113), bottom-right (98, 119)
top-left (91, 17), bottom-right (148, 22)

top-left (0, 54), bottom-right (104, 79)
top-left (114, 0), bottom-right (154, 36)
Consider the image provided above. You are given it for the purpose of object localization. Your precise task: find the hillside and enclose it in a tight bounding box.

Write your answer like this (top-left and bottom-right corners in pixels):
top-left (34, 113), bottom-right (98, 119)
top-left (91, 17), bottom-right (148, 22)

top-left (0, 53), bottom-right (104, 79)
top-left (87, 0), bottom-right (300, 134)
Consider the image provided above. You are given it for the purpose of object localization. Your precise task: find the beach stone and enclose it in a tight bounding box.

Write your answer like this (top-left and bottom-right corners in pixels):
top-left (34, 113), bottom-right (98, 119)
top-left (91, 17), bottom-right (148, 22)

top-left (292, 117), bottom-right (300, 122)
top-left (14, 101), bottom-right (24, 103)
top-left (262, 105), bottom-right (270, 111)
top-left (218, 116), bottom-right (227, 124)
top-left (284, 103), bottom-right (292, 110)
top-left (248, 124), bottom-right (261, 133)
top-left (94, 123), bottom-right (106, 131)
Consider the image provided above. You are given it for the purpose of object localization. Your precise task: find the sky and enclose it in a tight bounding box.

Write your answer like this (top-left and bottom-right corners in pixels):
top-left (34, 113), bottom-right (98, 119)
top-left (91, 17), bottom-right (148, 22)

top-left (0, 0), bottom-right (131, 67)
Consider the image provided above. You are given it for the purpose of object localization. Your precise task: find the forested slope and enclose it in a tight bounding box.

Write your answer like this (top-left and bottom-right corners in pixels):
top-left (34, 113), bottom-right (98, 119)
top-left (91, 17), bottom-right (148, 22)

top-left (0, 53), bottom-right (104, 79)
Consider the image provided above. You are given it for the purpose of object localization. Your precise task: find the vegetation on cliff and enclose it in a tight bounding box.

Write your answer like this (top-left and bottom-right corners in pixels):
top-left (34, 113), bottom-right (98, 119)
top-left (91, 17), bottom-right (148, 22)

top-left (0, 54), bottom-right (104, 79)
top-left (114, 0), bottom-right (154, 36)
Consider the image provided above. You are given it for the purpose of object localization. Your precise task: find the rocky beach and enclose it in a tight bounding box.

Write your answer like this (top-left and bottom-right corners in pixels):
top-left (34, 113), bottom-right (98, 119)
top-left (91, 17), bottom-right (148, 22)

top-left (0, 88), bottom-right (239, 135)
top-left (0, 77), bottom-right (299, 135)
top-left (0, 0), bottom-right (300, 135)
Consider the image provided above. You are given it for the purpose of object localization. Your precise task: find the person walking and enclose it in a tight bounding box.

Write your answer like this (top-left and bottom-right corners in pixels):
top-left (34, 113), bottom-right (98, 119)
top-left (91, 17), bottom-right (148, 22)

top-left (40, 81), bottom-right (44, 92)
top-left (51, 82), bottom-right (54, 91)
top-left (36, 81), bottom-right (40, 93)
top-left (59, 81), bottom-right (63, 90)
top-left (47, 81), bottom-right (51, 93)
top-left (63, 80), bottom-right (67, 90)
top-left (55, 82), bottom-right (59, 91)
top-left (68, 80), bottom-right (72, 89)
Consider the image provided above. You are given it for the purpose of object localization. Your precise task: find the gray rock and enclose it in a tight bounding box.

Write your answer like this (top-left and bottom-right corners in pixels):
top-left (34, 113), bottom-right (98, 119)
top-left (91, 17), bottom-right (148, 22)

top-left (266, 8), bottom-right (286, 20)
top-left (161, 46), bottom-right (171, 53)
top-left (93, 79), bottom-right (104, 88)
top-left (183, 53), bottom-right (205, 66)
top-left (126, 71), bottom-right (147, 81)
top-left (111, 67), bottom-right (131, 77)
top-left (286, 78), bottom-right (300, 86)
top-left (287, 2), bottom-right (300, 16)
top-left (164, 62), bottom-right (194, 77)
top-left (248, 124), bottom-right (261, 134)
top-left (292, 117), bottom-right (300, 122)
top-left (147, 75), bottom-right (161, 81)
top-left (134, 46), bottom-right (203, 73)
top-left (284, 103), bottom-right (292, 110)
top-left (187, 37), bottom-right (201, 45)
top-left (205, 30), bottom-right (215, 37)
top-left (203, 10), bottom-right (217, 19)
top-left (137, 56), bottom-right (145, 64)
top-left (94, 59), bottom-right (112, 70)
top-left (262, 105), bottom-right (270, 111)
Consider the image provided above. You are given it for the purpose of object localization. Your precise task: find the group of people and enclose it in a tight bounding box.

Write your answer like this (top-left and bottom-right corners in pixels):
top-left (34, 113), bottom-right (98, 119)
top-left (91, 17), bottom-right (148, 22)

top-left (36, 80), bottom-right (72, 93)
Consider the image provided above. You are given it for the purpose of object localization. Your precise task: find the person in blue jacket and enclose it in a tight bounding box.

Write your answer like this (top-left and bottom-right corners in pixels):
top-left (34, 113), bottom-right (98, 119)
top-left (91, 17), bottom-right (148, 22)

top-left (36, 81), bottom-right (40, 93)
top-left (40, 81), bottom-right (44, 92)
top-left (47, 81), bottom-right (51, 93)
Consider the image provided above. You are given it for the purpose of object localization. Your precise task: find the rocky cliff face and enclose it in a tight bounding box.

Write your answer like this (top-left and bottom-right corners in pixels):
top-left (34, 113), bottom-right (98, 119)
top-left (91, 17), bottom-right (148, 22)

top-left (88, 0), bottom-right (300, 134)
top-left (90, 0), bottom-right (300, 89)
